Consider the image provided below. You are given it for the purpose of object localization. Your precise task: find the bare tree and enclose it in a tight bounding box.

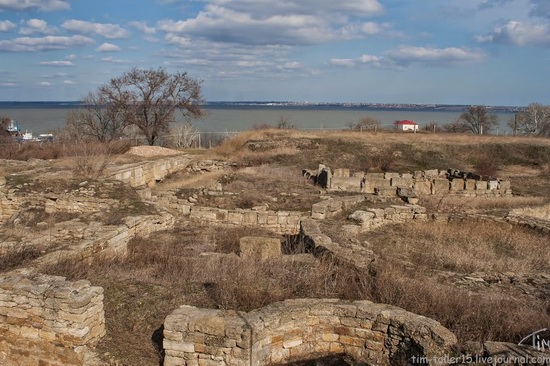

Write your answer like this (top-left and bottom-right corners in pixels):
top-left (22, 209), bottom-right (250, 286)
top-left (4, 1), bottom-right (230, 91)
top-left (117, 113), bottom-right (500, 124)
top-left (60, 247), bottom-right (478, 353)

top-left (456, 106), bottom-right (498, 134)
top-left (100, 67), bottom-right (204, 145)
top-left (508, 103), bottom-right (550, 136)
top-left (65, 92), bottom-right (127, 143)
top-left (355, 117), bottom-right (381, 131)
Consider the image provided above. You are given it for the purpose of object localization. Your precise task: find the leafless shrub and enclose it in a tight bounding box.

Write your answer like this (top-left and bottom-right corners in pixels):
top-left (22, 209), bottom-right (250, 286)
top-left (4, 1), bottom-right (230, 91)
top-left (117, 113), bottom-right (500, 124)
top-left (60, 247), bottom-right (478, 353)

top-left (67, 140), bottom-right (130, 179)
top-left (167, 123), bottom-right (199, 148)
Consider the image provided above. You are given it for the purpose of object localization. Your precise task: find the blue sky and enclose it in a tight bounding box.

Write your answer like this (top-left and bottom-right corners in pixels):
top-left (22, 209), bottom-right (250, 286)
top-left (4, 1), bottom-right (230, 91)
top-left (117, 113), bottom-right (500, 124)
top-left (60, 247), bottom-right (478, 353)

top-left (0, 0), bottom-right (549, 105)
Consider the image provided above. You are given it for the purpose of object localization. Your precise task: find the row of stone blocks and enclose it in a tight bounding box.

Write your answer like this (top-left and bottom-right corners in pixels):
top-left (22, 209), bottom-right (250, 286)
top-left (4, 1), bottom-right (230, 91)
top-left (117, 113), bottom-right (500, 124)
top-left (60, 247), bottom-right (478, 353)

top-left (328, 168), bottom-right (512, 196)
top-left (177, 205), bottom-right (306, 234)
top-left (162, 298), bottom-right (457, 366)
top-left (106, 154), bottom-right (193, 188)
top-left (0, 269), bottom-right (105, 366)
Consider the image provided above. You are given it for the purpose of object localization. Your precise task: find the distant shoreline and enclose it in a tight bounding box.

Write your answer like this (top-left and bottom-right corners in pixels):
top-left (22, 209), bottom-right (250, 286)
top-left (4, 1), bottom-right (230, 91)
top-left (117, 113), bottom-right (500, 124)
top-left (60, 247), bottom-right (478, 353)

top-left (0, 101), bottom-right (523, 114)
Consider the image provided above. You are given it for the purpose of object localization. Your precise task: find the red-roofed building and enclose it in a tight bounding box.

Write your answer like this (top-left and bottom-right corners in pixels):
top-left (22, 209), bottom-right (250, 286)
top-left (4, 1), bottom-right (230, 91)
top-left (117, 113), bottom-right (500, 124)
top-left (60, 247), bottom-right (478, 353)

top-left (394, 120), bottom-right (419, 132)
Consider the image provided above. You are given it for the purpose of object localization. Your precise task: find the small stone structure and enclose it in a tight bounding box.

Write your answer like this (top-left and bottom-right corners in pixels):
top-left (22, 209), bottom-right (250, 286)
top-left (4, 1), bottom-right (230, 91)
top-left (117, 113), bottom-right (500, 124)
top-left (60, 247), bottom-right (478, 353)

top-left (305, 165), bottom-right (512, 198)
top-left (163, 298), bottom-right (457, 366)
top-left (0, 269), bottom-right (105, 366)
top-left (239, 236), bottom-right (282, 260)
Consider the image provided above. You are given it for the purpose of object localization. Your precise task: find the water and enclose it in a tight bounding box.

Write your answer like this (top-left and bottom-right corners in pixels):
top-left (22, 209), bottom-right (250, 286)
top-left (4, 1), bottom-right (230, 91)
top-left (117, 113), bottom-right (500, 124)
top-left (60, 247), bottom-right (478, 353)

top-left (0, 104), bottom-right (516, 135)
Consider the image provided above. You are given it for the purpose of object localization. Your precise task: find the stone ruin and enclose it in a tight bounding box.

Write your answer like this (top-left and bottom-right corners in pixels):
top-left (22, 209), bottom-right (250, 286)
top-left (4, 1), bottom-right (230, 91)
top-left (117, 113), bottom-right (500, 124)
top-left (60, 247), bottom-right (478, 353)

top-left (2, 155), bottom-right (549, 366)
top-left (304, 165), bottom-right (512, 199)
top-left (163, 299), bottom-right (456, 366)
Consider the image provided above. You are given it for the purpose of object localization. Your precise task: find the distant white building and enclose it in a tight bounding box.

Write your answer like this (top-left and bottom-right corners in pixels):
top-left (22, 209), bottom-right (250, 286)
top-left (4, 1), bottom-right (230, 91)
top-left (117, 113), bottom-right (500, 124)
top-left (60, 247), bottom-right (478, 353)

top-left (394, 120), bottom-right (419, 132)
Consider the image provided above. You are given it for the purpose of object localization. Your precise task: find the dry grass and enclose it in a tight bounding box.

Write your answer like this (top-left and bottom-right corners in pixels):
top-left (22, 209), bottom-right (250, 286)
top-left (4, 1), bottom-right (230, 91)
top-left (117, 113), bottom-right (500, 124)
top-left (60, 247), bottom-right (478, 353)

top-left (0, 246), bottom-right (41, 272)
top-left (366, 219), bottom-right (550, 274)
top-left (177, 164), bottom-right (321, 211)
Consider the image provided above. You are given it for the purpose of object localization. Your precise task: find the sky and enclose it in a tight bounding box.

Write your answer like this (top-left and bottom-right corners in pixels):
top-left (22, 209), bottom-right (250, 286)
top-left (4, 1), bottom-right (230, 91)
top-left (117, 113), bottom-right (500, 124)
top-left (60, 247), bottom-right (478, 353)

top-left (0, 0), bottom-right (549, 105)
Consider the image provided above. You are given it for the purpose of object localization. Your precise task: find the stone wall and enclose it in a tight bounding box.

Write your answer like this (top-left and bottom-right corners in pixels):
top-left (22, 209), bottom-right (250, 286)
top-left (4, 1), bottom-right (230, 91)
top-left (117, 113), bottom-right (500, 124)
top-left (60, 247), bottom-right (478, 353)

top-left (311, 195), bottom-right (365, 220)
top-left (106, 154), bottom-right (193, 188)
top-left (300, 219), bottom-right (374, 271)
top-left (188, 206), bottom-right (305, 234)
top-left (0, 269), bottom-right (105, 366)
top-left (308, 166), bottom-right (512, 198)
top-left (32, 213), bottom-right (175, 268)
top-left (163, 298), bottom-right (456, 366)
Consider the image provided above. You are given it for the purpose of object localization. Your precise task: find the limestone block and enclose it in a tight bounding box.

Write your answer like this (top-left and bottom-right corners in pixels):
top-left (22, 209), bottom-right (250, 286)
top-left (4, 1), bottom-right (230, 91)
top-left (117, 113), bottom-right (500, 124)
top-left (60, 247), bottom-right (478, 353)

top-left (239, 237), bottom-right (281, 260)
top-left (375, 186), bottom-right (397, 197)
top-left (348, 211), bottom-right (375, 225)
top-left (413, 180), bottom-right (432, 195)
top-left (384, 172), bottom-right (399, 179)
top-left (424, 169), bottom-right (439, 178)
top-left (431, 179), bottom-right (449, 194)
top-left (363, 177), bottom-right (390, 194)
top-left (465, 179), bottom-right (476, 191)
top-left (333, 168), bottom-right (350, 178)
top-left (488, 180), bottom-right (499, 190)
top-left (449, 179), bottom-right (464, 191)
top-left (391, 177), bottom-right (414, 188)
top-left (331, 177), bottom-right (363, 192)
top-left (475, 180), bottom-right (488, 190)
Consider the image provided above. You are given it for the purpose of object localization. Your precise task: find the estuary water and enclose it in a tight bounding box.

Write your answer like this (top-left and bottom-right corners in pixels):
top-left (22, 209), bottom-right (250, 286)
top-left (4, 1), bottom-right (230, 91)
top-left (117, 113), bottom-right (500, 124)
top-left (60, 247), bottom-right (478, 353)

top-left (0, 103), bottom-right (516, 135)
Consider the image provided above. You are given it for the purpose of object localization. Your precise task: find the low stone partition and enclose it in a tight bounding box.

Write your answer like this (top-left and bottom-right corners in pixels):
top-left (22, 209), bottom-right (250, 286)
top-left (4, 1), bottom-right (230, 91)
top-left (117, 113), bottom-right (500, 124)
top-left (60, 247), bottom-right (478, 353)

top-left (0, 212), bottom-right (174, 267)
top-left (306, 165), bottom-right (512, 198)
top-left (311, 195), bottom-right (366, 220)
top-left (186, 206), bottom-right (306, 234)
top-left (348, 204), bottom-right (428, 231)
top-left (163, 298), bottom-right (457, 366)
top-left (0, 269), bottom-right (105, 366)
top-left (106, 154), bottom-right (193, 188)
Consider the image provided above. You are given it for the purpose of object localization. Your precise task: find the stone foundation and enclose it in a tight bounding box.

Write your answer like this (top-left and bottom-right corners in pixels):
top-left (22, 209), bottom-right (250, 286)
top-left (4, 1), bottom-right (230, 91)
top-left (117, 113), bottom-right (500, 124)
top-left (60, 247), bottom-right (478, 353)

top-left (163, 299), bottom-right (457, 366)
top-left (106, 154), bottom-right (193, 188)
top-left (306, 166), bottom-right (513, 198)
top-left (0, 269), bottom-right (105, 366)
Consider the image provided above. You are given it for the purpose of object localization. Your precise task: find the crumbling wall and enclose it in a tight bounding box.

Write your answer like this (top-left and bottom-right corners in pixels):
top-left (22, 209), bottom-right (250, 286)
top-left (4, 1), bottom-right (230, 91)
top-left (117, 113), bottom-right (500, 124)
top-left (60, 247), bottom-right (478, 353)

top-left (0, 269), bottom-right (105, 366)
top-left (106, 154), bottom-right (193, 188)
top-left (163, 299), bottom-right (457, 366)
top-left (306, 166), bottom-right (513, 198)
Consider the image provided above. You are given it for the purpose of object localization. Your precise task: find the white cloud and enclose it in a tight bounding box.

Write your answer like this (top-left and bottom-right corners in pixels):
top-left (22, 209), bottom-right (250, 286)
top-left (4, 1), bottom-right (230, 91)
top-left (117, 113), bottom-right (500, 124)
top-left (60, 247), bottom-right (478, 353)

top-left (66, 54), bottom-right (76, 60)
top-left (157, 0), bottom-right (387, 46)
top-left (62, 80), bottom-right (74, 85)
top-left (0, 35), bottom-right (94, 52)
top-left (62, 20), bottom-right (130, 39)
top-left (39, 81), bottom-right (52, 86)
top-left (331, 46), bottom-right (485, 69)
top-left (128, 21), bottom-right (156, 35)
top-left (476, 21), bottom-right (550, 47)
top-left (0, 20), bottom-right (16, 32)
top-left (386, 46), bottom-right (487, 66)
top-left (0, 0), bottom-right (70, 11)
top-left (40, 60), bottom-right (74, 66)
top-left (19, 19), bottom-right (58, 35)
top-left (101, 57), bottom-right (130, 64)
top-left (96, 43), bottom-right (121, 52)
top-left (330, 54), bottom-right (383, 67)
top-left (0, 82), bottom-right (17, 87)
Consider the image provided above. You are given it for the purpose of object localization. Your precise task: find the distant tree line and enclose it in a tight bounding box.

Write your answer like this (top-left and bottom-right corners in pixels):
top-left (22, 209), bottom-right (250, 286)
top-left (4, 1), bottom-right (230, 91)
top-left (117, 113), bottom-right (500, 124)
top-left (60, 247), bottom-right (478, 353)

top-left (351, 104), bottom-right (550, 137)
top-left (66, 67), bottom-right (204, 146)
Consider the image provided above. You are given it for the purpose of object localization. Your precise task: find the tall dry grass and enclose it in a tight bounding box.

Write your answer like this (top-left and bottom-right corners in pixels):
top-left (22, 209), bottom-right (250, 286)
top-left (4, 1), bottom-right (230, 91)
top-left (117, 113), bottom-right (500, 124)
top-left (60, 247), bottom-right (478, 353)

top-left (368, 219), bottom-right (550, 274)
